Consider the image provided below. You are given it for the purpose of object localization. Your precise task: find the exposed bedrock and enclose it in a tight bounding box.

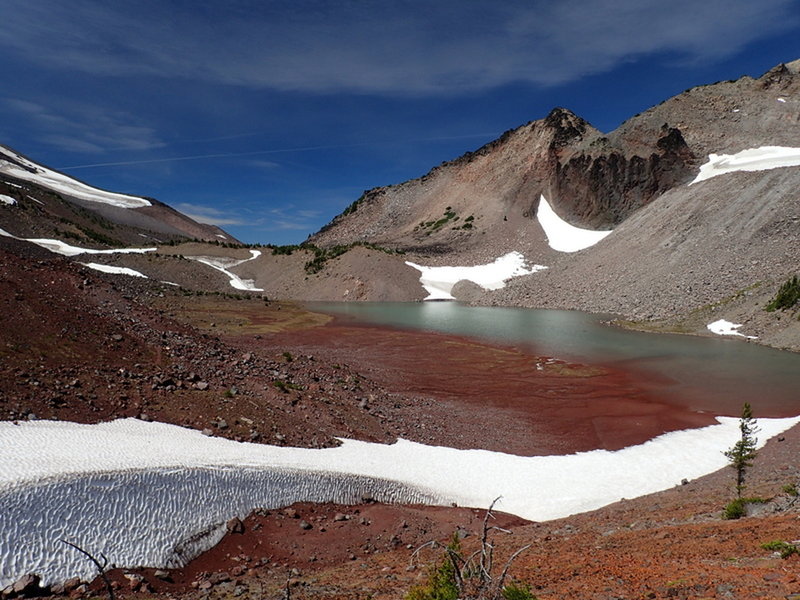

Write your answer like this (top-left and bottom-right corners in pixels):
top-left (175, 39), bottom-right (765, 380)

top-left (551, 125), bottom-right (696, 228)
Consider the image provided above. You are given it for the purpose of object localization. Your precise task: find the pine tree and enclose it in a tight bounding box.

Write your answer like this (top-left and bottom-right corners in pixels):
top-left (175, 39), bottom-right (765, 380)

top-left (724, 402), bottom-right (759, 498)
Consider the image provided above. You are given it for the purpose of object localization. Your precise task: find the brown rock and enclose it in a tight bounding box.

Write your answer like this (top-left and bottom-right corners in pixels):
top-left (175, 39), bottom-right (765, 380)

top-left (227, 517), bottom-right (245, 534)
top-left (63, 577), bottom-right (82, 593)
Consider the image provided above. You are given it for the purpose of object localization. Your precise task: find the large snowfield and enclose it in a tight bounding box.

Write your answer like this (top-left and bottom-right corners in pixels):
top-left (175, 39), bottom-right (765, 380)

top-left (0, 149), bottom-right (151, 208)
top-left (2, 416), bottom-right (799, 586)
top-left (691, 146), bottom-right (800, 184)
top-left (405, 251), bottom-right (545, 300)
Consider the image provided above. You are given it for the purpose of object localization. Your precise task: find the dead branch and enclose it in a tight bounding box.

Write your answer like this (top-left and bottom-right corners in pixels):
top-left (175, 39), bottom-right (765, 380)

top-left (59, 539), bottom-right (115, 600)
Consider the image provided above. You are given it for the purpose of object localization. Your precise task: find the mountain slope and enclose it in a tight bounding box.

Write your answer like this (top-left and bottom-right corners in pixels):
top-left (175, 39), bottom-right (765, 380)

top-left (310, 107), bottom-right (696, 261)
top-left (0, 144), bottom-right (235, 244)
top-left (311, 60), bottom-right (799, 261)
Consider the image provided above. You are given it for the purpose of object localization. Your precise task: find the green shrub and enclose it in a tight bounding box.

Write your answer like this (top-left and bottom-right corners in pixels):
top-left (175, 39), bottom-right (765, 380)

top-left (766, 275), bottom-right (800, 311)
top-left (782, 483), bottom-right (798, 496)
top-left (406, 538), bottom-right (460, 600)
top-left (502, 582), bottom-right (537, 600)
top-left (723, 496), bottom-right (766, 520)
top-left (761, 540), bottom-right (799, 559)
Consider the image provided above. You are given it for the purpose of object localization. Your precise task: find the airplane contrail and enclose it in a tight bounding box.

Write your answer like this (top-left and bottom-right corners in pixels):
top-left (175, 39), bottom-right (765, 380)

top-left (59, 133), bottom-right (496, 171)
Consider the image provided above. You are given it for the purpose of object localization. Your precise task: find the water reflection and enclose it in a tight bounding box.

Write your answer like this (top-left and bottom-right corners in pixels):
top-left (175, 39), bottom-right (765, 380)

top-left (308, 302), bottom-right (800, 417)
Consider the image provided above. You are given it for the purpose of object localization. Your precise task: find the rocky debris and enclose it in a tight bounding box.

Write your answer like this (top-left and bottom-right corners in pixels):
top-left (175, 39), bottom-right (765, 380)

top-left (1, 574), bottom-right (42, 599)
top-left (226, 517), bottom-right (245, 534)
top-left (153, 570), bottom-right (171, 582)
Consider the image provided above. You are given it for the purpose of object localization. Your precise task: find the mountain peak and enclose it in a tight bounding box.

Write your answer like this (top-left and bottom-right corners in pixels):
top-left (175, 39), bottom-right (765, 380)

top-left (543, 107), bottom-right (592, 146)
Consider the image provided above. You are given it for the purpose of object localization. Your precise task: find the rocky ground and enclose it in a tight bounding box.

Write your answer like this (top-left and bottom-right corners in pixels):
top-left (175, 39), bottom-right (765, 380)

top-left (3, 240), bottom-right (800, 600)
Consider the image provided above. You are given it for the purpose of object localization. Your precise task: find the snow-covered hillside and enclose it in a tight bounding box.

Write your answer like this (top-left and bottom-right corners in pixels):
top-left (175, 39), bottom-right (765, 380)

top-left (0, 146), bottom-right (150, 208)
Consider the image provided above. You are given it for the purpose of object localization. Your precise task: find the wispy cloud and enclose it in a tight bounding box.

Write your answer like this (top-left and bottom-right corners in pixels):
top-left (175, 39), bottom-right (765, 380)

top-left (56, 134), bottom-right (497, 171)
top-left (3, 97), bottom-right (163, 154)
top-left (174, 203), bottom-right (249, 226)
top-left (261, 205), bottom-right (326, 232)
top-left (0, 0), bottom-right (796, 96)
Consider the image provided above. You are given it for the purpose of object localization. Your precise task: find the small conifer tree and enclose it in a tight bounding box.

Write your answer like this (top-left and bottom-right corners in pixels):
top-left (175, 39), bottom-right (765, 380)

top-left (724, 402), bottom-right (759, 498)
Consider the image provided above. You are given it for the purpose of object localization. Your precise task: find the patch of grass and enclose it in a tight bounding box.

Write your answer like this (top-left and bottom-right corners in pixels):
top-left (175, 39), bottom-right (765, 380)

top-left (723, 496), bottom-right (766, 520)
top-left (282, 351), bottom-right (293, 363)
top-left (273, 380), bottom-right (303, 393)
top-left (416, 207), bottom-right (475, 233)
top-left (782, 483), bottom-right (798, 496)
top-left (761, 539), bottom-right (800, 559)
top-left (303, 241), bottom-right (402, 274)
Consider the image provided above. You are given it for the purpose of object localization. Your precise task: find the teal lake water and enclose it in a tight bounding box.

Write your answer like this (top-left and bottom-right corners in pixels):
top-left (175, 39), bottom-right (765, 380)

top-left (309, 302), bottom-right (800, 417)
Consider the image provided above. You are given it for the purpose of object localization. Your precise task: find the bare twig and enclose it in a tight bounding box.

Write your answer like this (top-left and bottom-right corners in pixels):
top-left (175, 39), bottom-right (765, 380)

top-left (59, 540), bottom-right (115, 600)
top-left (408, 497), bottom-right (531, 600)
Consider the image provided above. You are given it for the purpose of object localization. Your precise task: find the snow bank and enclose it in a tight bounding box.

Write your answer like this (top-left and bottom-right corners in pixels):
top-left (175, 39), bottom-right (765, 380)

top-left (536, 195), bottom-right (612, 252)
top-left (0, 228), bottom-right (156, 257)
top-left (691, 146), bottom-right (800, 184)
top-left (0, 194), bottom-right (16, 206)
top-left (2, 415), bottom-right (798, 585)
top-left (0, 150), bottom-right (150, 208)
top-left (188, 250), bottom-right (263, 291)
top-left (405, 251), bottom-right (545, 300)
top-left (79, 263), bottom-right (148, 278)
top-left (707, 319), bottom-right (757, 339)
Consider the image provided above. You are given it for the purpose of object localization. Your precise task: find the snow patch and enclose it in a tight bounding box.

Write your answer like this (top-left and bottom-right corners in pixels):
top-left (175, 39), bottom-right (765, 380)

top-left (1, 415), bottom-right (798, 586)
top-left (691, 146), bottom-right (800, 184)
top-left (0, 194), bottom-right (16, 206)
top-left (707, 319), bottom-right (758, 339)
top-left (79, 263), bottom-right (148, 278)
top-left (0, 150), bottom-right (151, 208)
top-left (536, 195), bottom-right (612, 252)
top-left (0, 228), bottom-right (155, 257)
top-left (189, 249), bottom-right (263, 291)
top-left (405, 251), bottom-right (545, 300)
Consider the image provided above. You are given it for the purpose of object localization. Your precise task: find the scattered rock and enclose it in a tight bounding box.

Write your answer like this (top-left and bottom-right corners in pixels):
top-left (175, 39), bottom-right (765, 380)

top-left (5, 574), bottom-right (41, 598)
top-left (63, 578), bottom-right (81, 593)
top-left (227, 517), bottom-right (245, 534)
top-left (123, 573), bottom-right (145, 591)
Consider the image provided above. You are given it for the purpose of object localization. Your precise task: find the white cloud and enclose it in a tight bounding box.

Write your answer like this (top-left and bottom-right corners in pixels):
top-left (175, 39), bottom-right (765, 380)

top-left (0, 0), bottom-right (796, 96)
top-left (3, 98), bottom-right (163, 154)
top-left (174, 203), bottom-right (248, 226)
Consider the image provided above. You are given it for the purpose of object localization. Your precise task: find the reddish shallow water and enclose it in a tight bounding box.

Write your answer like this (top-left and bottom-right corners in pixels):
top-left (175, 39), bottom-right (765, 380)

top-left (270, 317), bottom-right (717, 456)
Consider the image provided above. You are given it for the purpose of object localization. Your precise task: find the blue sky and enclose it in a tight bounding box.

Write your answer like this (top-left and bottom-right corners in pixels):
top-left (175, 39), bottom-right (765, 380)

top-left (1, 0), bottom-right (799, 245)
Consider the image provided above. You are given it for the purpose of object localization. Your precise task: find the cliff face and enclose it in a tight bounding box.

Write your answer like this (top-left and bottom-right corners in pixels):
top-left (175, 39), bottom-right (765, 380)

top-left (552, 125), bottom-right (696, 227)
